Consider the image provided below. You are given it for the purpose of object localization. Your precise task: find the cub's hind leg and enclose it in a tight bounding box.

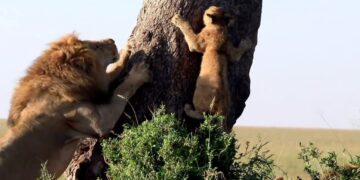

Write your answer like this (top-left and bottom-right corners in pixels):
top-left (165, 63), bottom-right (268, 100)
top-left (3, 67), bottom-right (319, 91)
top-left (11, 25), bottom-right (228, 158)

top-left (185, 92), bottom-right (219, 120)
top-left (184, 104), bottom-right (204, 119)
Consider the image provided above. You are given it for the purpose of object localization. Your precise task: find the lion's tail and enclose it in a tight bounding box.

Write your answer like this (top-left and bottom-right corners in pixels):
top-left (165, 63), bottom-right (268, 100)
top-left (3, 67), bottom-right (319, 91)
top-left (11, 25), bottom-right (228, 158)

top-left (184, 104), bottom-right (204, 120)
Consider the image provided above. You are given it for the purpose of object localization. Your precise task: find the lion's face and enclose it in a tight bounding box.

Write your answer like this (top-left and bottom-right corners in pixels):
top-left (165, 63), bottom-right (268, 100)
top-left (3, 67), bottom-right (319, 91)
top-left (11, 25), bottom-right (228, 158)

top-left (81, 38), bottom-right (120, 91)
top-left (7, 35), bottom-right (120, 127)
top-left (46, 34), bottom-right (120, 92)
top-left (82, 38), bottom-right (119, 70)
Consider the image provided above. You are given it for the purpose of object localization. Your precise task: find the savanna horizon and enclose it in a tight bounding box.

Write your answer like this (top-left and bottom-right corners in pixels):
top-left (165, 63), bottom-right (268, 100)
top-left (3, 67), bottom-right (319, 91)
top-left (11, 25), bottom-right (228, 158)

top-left (1, 118), bottom-right (359, 130)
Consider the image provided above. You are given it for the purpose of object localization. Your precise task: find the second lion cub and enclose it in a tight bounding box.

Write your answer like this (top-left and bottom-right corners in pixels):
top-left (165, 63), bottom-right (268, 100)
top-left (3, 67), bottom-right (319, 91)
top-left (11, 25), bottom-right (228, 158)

top-left (172, 6), bottom-right (252, 130)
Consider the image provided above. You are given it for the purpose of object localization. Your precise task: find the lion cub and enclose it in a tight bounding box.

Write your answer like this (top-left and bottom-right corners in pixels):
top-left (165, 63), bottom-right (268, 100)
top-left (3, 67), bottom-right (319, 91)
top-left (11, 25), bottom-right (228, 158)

top-left (172, 6), bottom-right (252, 130)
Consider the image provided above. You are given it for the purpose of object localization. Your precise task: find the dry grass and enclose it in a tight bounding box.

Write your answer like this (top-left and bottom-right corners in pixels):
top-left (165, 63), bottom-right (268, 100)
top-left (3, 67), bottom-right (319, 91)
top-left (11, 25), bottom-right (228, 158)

top-left (233, 126), bottom-right (360, 179)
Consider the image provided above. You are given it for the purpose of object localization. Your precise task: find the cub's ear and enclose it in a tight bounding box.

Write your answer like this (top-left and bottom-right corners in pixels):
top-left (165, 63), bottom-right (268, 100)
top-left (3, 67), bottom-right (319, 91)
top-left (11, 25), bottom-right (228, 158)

top-left (207, 13), bottom-right (232, 25)
top-left (206, 13), bottom-right (219, 24)
top-left (206, 13), bottom-right (216, 19)
top-left (224, 15), bottom-right (235, 26)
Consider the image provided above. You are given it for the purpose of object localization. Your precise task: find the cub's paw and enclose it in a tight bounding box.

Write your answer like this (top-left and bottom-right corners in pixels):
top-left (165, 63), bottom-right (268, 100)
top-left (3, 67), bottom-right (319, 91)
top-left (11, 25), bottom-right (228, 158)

top-left (129, 62), bottom-right (152, 84)
top-left (171, 14), bottom-right (184, 26)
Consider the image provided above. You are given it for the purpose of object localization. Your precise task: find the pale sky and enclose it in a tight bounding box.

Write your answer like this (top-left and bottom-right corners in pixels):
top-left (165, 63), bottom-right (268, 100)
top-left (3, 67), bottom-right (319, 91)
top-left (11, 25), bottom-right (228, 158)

top-left (0, 0), bottom-right (359, 129)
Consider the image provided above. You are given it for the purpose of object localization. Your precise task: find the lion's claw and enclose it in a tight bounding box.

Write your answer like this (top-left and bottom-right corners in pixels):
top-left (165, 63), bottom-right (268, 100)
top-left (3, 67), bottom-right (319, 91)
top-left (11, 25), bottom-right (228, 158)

top-left (129, 62), bottom-right (151, 84)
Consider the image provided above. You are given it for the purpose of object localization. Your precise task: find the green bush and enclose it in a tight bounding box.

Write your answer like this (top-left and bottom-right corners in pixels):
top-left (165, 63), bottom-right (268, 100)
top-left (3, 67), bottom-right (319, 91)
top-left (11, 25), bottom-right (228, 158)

top-left (298, 142), bottom-right (360, 180)
top-left (233, 140), bottom-right (277, 179)
top-left (102, 106), bottom-right (276, 180)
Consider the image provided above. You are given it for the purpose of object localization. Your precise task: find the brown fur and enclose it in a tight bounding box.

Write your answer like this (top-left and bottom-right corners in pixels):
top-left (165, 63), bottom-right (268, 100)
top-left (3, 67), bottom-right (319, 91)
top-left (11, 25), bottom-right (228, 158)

top-left (172, 6), bottom-right (252, 130)
top-left (0, 34), bottom-right (150, 179)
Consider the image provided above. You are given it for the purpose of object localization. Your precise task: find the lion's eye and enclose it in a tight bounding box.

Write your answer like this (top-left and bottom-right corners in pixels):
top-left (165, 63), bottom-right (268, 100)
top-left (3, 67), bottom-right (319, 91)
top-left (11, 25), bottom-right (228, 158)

top-left (93, 44), bottom-right (101, 50)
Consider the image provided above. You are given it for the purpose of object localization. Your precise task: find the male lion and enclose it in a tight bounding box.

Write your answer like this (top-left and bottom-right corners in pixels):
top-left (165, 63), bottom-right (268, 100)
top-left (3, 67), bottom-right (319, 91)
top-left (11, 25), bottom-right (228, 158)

top-left (172, 6), bottom-right (252, 131)
top-left (0, 34), bottom-right (150, 179)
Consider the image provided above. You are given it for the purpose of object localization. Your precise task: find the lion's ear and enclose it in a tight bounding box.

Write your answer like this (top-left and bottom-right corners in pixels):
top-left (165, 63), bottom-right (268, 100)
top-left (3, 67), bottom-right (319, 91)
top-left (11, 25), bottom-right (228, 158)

top-left (70, 56), bottom-right (93, 73)
top-left (50, 50), bottom-right (66, 62)
top-left (51, 34), bottom-right (80, 48)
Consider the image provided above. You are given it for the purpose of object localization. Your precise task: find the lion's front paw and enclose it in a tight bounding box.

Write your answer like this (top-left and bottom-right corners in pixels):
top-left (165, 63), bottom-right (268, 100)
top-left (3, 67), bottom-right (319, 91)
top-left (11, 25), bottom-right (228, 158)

top-left (123, 39), bottom-right (135, 54)
top-left (129, 62), bottom-right (152, 84)
top-left (118, 39), bottom-right (135, 63)
top-left (106, 62), bottom-right (119, 74)
top-left (106, 40), bottom-right (136, 75)
top-left (171, 14), bottom-right (184, 27)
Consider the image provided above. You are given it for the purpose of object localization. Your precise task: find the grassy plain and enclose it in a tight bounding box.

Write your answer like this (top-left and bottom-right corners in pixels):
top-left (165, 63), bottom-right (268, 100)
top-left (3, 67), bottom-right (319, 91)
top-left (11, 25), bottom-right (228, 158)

top-left (0, 120), bottom-right (359, 179)
top-left (233, 126), bottom-right (360, 179)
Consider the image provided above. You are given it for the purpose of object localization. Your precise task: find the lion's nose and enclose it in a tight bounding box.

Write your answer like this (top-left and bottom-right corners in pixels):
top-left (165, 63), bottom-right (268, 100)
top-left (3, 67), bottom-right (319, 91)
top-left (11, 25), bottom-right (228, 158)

top-left (104, 38), bottom-right (115, 44)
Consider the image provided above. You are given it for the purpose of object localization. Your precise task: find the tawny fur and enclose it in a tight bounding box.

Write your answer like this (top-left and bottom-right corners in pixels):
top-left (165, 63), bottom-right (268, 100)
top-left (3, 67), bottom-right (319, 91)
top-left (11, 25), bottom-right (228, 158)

top-left (0, 34), bottom-right (150, 179)
top-left (172, 6), bottom-right (252, 130)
